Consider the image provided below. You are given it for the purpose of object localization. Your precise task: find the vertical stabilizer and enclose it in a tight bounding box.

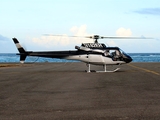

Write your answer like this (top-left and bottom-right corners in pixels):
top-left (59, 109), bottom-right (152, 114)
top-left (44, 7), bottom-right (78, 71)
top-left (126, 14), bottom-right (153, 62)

top-left (12, 38), bottom-right (27, 63)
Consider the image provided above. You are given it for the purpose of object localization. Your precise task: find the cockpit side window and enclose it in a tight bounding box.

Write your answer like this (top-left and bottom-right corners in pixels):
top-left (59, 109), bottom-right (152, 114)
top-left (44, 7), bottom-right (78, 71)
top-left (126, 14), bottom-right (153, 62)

top-left (103, 50), bottom-right (110, 56)
top-left (105, 49), bottom-right (123, 61)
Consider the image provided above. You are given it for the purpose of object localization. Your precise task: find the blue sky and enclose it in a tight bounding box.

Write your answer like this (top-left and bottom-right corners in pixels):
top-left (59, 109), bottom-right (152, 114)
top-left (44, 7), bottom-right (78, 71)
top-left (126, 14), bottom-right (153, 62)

top-left (0, 0), bottom-right (160, 53)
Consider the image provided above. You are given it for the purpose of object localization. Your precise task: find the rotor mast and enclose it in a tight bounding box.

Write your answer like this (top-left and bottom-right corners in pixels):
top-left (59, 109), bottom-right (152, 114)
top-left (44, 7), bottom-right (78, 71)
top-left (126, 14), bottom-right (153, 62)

top-left (90, 35), bottom-right (102, 43)
top-left (94, 35), bottom-right (99, 43)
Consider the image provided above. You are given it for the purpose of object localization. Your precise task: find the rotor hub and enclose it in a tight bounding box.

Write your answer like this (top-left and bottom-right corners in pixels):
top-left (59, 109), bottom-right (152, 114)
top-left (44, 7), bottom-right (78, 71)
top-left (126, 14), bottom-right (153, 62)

top-left (88, 35), bottom-right (101, 43)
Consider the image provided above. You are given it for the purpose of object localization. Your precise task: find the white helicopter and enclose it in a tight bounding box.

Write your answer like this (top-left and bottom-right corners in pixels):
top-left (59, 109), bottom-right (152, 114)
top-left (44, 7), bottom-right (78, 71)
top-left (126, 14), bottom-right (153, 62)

top-left (13, 35), bottom-right (142, 72)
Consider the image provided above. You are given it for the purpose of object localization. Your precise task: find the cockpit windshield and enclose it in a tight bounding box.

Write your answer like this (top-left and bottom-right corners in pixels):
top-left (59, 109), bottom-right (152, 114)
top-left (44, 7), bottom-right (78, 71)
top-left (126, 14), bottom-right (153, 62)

top-left (103, 47), bottom-right (131, 62)
top-left (119, 49), bottom-right (130, 58)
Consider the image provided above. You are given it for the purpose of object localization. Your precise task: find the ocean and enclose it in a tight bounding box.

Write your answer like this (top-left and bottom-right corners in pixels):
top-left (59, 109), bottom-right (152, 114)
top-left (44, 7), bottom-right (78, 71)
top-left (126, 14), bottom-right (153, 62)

top-left (0, 53), bottom-right (160, 63)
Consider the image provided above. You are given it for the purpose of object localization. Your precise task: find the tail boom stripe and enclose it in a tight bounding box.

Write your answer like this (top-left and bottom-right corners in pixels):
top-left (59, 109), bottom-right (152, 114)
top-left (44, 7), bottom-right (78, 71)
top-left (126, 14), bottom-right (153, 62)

top-left (15, 43), bottom-right (22, 49)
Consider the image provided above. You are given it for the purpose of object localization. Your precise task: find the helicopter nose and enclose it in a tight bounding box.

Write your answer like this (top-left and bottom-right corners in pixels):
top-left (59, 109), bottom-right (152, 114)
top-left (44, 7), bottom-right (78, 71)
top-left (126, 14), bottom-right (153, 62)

top-left (125, 56), bottom-right (132, 63)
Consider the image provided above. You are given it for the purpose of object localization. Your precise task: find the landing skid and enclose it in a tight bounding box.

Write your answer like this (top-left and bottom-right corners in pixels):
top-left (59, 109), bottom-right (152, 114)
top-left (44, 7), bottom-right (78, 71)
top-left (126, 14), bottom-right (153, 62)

top-left (86, 64), bottom-right (120, 73)
top-left (96, 68), bottom-right (120, 73)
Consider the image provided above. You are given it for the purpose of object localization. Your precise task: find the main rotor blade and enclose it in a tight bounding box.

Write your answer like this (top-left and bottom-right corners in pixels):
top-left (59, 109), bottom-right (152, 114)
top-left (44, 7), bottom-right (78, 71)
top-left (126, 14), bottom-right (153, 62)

top-left (101, 36), bottom-right (153, 39)
top-left (43, 34), bottom-right (88, 38)
top-left (43, 34), bottom-right (153, 40)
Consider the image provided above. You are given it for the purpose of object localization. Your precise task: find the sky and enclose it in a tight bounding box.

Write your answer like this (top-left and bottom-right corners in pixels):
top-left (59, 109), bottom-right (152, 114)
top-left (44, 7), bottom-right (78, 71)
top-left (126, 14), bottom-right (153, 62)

top-left (0, 0), bottom-right (160, 53)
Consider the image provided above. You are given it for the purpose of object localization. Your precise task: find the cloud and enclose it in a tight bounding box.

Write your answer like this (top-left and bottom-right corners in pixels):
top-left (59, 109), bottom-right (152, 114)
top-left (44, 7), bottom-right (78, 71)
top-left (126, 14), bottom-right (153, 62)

top-left (134, 8), bottom-right (160, 16)
top-left (32, 25), bottom-right (93, 49)
top-left (0, 35), bottom-right (10, 41)
top-left (116, 27), bottom-right (132, 37)
top-left (104, 27), bottom-right (131, 47)
top-left (32, 35), bottom-right (70, 48)
top-left (107, 40), bottom-right (118, 47)
top-left (70, 25), bottom-right (88, 36)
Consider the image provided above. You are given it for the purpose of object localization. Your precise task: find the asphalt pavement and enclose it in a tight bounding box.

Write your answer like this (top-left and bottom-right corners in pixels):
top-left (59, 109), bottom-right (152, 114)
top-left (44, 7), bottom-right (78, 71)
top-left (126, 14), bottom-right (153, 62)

top-left (0, 62), bottom-right (160, 120)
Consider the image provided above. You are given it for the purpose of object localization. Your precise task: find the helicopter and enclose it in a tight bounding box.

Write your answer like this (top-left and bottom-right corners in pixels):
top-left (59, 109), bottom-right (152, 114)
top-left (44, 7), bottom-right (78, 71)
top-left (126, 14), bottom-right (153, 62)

top-left (12, 35), bottom-right (140, 72)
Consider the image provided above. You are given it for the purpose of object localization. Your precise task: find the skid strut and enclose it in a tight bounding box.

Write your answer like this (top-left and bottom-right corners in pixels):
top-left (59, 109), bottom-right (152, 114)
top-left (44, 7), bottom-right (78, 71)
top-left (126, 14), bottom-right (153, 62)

top-left (86, 63), bottom-right (120, 73)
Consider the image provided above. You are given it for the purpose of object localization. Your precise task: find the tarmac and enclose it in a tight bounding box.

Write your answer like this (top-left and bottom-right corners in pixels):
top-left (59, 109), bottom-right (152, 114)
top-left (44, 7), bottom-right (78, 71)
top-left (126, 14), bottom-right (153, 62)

top-left (0, 62), bottom-right (160, 120)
